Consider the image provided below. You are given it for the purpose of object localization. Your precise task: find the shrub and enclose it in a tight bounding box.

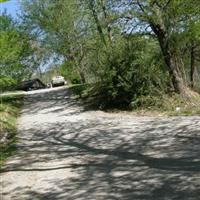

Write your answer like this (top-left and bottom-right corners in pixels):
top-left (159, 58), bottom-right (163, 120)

top-left (88, 36), bottom-right (169, 109)
top-left (0, 76), bottom-right (16, 92)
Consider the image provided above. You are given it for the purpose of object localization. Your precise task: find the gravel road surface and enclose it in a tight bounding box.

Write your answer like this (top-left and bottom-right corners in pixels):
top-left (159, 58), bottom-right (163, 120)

top-left (1, 87), bottom-right (200, 200)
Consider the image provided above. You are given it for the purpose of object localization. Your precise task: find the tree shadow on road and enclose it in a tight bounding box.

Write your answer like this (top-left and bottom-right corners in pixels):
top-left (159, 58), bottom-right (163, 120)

top-left (21, 87), bottom-right (91, 116)
top-left (1, 88), bottom-right (200, 200)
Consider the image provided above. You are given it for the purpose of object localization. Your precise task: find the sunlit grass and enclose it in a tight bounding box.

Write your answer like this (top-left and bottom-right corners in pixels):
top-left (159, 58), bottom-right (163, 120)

top-left (0, 94), bottom-right (24, 168)
top-left (70, 84), bottom-right (200, 116)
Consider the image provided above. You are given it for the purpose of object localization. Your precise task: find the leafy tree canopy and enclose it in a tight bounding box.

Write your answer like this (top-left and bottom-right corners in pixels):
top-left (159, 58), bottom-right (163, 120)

top-left (0, 13), bottom-right (42, 90)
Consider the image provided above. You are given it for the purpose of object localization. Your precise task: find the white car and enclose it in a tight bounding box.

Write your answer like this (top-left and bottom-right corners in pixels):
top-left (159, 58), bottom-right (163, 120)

top-left (51, 76), bottom-right (65, 87)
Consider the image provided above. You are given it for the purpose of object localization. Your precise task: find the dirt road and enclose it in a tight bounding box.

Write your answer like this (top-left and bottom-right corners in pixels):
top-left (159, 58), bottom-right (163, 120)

top-left (1, 87), bottom-right (200, 200)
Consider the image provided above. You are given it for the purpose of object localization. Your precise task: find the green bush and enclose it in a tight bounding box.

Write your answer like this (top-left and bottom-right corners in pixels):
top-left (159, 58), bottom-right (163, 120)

top-left (60, 61), bottom-right (81, 84)
top-left (0, 94), bottom-right (23, 168)
top-left (88, 36), bottom-right (169, 109)
top-left (0, 76), bottom-right (16, 92)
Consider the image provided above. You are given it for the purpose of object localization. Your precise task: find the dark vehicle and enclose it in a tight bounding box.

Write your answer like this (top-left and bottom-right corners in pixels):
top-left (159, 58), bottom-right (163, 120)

top-left (16, 79), bottom-right (46, 91)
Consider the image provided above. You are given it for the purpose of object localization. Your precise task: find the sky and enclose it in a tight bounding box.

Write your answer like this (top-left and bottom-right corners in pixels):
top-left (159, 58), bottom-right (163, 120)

top-left (0, 0), bottom-right (20, 19)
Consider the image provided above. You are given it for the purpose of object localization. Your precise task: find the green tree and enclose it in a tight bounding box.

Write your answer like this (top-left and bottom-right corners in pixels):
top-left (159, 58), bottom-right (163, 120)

top-left (184, 20), bottom-right (200, 89)
top-left (116, 0), bottom-right (200, 97)
top-left (0, 13), bottom-right (41, 90)
top-left (20, 0), bottom-right (200, 108)
top-left (21, 0), bottom-right (91, 83)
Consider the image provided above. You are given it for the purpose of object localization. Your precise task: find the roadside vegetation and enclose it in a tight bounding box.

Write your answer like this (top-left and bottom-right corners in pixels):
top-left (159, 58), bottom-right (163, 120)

top-left (19, 0), bottom-right (200, 111)
top-left (0, 12), bottom-right (47, 92)
top-left (0, 94), bottom-right (24, 168)
top-left (1, 0), bottom-right (200, 114)
top-left (70, 84), bottom-right (200, 116)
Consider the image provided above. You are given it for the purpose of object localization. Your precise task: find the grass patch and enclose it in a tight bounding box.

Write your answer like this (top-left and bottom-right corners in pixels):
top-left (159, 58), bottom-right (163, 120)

top-left (0, 138), bottom-right (17, 167)
top-left (69, 84), bottom-right (200, 116)
top-left (166, 95), bottom-right (200, 116)
top-left (131, 95), bottom-right (200, 116)
top-left (0, 93), bottom-right (24, 168)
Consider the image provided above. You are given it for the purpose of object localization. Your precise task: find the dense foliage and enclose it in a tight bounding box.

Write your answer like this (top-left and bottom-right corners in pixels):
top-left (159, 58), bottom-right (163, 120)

top-left (0, 13), bottom-right (42, 91)
top-left (86, 36), bottom-right (169, 108)
top-left (0, 94), bottom-right (23, 168)
top-left (1, 0), bottom-right (200, 108)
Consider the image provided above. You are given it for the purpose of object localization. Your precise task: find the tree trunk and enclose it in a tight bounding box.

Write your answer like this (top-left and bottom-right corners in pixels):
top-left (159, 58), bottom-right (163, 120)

top-left (150, 23), bottom-right (195, 97)
top-left (73, 56), bottom-right (86, 84)
top-left (100, 0), bottom-right (112, 42)
top-left (88, 0), bottom-right (107, 46)
top-left (190, 43), bottom-right (195, 88)
top-left (169, 57), bottom-right (189, 96)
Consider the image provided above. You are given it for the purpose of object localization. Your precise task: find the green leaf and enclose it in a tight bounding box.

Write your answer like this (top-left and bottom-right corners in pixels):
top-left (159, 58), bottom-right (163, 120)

top-left (0, 0), bottom-right (10, 3)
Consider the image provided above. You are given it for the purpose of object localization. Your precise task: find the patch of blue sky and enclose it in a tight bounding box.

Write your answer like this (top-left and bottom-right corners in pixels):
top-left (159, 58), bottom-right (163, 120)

top-left (0, 0), bottom-right (21, 19)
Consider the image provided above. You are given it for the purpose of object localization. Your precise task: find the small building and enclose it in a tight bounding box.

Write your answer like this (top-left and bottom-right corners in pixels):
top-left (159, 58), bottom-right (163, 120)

top-left (16, 79), bottom-right (46, 91)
